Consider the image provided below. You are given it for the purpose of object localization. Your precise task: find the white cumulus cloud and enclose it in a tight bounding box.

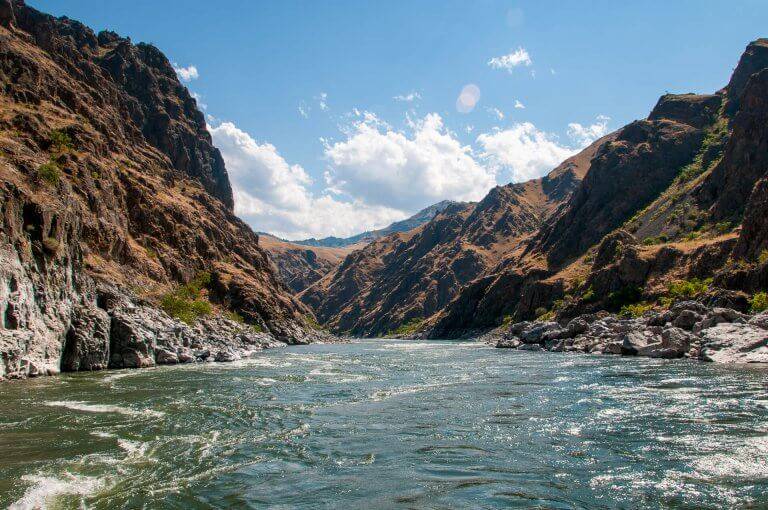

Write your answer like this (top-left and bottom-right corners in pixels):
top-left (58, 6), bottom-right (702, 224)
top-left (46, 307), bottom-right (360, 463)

top-left (210, 122), bottom-right (404, 240)
top-left (487, 47), bottom-right (532, 73)
top-left (324, 113), bottom-right (496, 211)
top-left (173, 63), bottom-right (199, 82)
top-left (477, 116), bottom-right (610, 182)
top-left (477, 123), bottom-right (574, 183)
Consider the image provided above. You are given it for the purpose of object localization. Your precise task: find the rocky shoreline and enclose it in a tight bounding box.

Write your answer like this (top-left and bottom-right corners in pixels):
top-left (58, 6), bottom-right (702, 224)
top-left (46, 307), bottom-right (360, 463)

top-left (0, 286), bottom-right (337, 382)
top-left (485, 301), bottom-right (768, 363)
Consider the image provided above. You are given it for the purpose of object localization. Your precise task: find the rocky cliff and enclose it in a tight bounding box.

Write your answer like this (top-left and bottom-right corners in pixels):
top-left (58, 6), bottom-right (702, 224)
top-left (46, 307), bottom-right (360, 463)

top-left (298, 38), bottom-right (768, 358)
top-left (427, 39), bottom-right (768, 342)
top-left (0, 1), bottom-right (322, 380)
top-left (300, 141), bottom-right (602, 336)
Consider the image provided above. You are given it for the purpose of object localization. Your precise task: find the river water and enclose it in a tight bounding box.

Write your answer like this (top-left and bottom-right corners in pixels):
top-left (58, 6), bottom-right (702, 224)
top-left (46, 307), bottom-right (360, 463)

top-left (0, 339), bottom-right (766, 509)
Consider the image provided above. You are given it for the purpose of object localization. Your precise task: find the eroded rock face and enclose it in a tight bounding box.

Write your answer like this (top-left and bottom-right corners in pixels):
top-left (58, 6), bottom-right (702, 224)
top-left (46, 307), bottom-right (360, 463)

top-left (61, 306), bottom-right (111, 371)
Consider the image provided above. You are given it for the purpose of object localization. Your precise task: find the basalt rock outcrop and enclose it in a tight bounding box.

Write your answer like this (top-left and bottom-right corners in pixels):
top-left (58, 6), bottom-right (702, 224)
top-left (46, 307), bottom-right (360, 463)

top-left (489, 302), bottom-right (768, 364)
top-left (0, 1), bottom-right (323, 380)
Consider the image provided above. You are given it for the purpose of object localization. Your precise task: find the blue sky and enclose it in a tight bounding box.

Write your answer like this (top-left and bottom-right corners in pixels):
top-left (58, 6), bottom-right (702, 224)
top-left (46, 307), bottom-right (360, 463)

top-left (31, 0), bottom-right (768, 239)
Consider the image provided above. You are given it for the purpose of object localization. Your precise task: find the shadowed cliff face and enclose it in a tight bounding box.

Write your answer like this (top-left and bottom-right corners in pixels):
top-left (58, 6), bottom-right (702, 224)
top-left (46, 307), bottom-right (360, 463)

top-left (299, 141), bottom-right (604, 336)
top-left (0, 1), bottom-right (316, 378)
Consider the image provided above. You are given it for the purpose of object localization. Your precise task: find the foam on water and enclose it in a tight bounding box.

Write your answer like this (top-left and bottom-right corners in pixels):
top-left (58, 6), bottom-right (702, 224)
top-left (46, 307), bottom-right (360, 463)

top-left (44, 400), bottom-right (164, 418)
top-left (9, 473), bottom-right (105, 510)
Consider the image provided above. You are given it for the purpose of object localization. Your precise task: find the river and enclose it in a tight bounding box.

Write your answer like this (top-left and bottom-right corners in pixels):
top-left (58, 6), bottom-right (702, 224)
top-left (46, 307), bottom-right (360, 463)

top-left (1, 339), bottom-right (766, 508)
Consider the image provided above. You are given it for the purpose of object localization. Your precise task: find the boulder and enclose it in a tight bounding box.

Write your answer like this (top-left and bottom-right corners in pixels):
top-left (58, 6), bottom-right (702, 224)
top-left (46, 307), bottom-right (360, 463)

top-left (517, 343), bottom-right (542, 351)
top-left (509, 321), bottom-right (531, 336)
top-left (214, 350), bottom-right (240, 362)
top-left (699, 323), bottom-right (768, 363)
top-left (496, 338), bottom-right (521, 349)
top-left (694, 307), bottom-right (748, 332)
top-left (108, 312), bottom-right (156, 369)
top-left (672, 310), bottom-right (703, 330)
top-left (566, 318), bottom-right (589, 335)
top-left (748, 311), bottom-right (768, 330)
top-left (619, 330), bottom-right (656, 355)
top-left (61, 305), bottom-right (111, 372)
top-left (155, 348), bottom-right (179, 365)
top-left (520, 322), bottom-right (561, 344)
top-left (177, 348), bottom-right (196, 363)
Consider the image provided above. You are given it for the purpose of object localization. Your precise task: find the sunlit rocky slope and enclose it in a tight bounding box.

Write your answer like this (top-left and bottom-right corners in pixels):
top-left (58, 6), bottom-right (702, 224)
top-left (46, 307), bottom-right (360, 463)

top-left (0, 0), bottom-right (325, 380)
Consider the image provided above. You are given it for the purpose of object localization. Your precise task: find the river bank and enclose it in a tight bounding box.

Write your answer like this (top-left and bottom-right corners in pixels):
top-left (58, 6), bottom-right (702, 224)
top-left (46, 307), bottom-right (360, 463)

top-left (485, 300), bottom-right (768, 363)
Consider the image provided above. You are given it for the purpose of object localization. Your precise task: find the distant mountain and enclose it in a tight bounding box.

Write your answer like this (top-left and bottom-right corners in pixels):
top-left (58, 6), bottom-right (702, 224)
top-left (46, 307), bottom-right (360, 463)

top-left (292, 200), bottom-right (463, 248)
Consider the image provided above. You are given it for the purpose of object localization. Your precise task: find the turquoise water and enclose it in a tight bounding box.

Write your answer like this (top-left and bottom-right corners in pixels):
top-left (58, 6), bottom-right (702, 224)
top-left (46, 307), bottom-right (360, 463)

top-left (1, 339), bottom-right (767, 509)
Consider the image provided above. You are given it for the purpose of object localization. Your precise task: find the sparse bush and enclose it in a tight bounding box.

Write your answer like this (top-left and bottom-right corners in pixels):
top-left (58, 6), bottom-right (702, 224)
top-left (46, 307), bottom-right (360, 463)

top-left (392, 318), bottom-right (424, 336)
top-left (501, 314), bottom-right (514, 327)
top-left (145, 247), bottom-right (158, 259)
top-left (160, 271), bottom-right (213, 325)
top-left (304, 314), bottom-right (325, 331)
top-left (758, 250), bottom-right (768, 265)
top-left (666, 278), bottom-right (710, 301)
top-left (224, 310), bottom-right (245, 323)
top-left (535, 308), bottom-right (555, 321)
top-left (750, 292), bottom-right (768, 313)
top-left (37, 161), bottom-right (61, 185)
top-left (581, 286), bottom-right (596, 303)
top-left (49, 129), bottom-right (73, 152)
top-left (619, 302), bottom-right (653, 318)
top-left (642, 234), bottom-right (668, 246)
top-left (714, 221), bottom-right (732, 234)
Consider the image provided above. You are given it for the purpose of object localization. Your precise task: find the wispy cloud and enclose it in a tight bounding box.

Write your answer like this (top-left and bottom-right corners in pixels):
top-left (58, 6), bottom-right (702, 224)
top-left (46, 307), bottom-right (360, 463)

top-left (298, 105), bottom-right (309, 118)
top-left (394, 91), bottom-right (421, 102)
top-left (172, 63), bottom-right (199, 82)
top-left (487, 107), bottom-right (505, 120)
top-left (514, 100), bottom-right (525, 109)
top-left (318, 92), bottom-right (329, 111)
top-left (487, 47), bottom-right (532, 73)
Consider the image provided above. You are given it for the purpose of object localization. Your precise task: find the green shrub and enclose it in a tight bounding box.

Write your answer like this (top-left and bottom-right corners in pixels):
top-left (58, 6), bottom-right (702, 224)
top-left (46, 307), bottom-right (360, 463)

top-left (714, 221), bottom-right (732, 234)
top-left (750, 292), bottom-right (768, 313)
top-left (581, 286), bottom-right (596, 303)
top-left (666, 278), bottom-right (710, 301)
top-left (49, 129), bottom-right (73, 152)
top-left (642, 234), bottom-right (668, 246)
top-left (37, 162), bottom-right (61, 185)
top-left (759, 250), bottom-right (768, 265)
top-left (304, 314), bottom-right (325, 331)
top-left (501, 314), bottom-right (514, 327)
top-left (392, 318), bottom-right (424, 336)
top-left (160, 271), bottom-right (213, 324)
top-left (619, 302), bottom-right (653, 318)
